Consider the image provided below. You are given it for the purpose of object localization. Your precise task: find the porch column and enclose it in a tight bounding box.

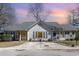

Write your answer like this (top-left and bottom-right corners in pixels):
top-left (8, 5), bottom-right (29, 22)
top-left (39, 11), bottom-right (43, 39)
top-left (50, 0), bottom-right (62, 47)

top-left (58, 32), bottom-right (61, 39)
top-left (50, 31), bottom-right (53, 40)
top-left (45, 32), bottom-right (47, 38)
top-left (19, 32), bottom-right (21, 41)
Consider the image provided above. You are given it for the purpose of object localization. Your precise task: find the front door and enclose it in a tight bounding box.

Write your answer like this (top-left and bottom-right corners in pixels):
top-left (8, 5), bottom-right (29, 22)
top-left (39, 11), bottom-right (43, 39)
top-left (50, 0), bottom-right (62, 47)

top-left (37, 32), bottom-right (42, 38)
top-left (33, 32), bottom-right (46, 41)
top-left (20, 31), bottom-right (27, 41)
top-left (37, 32), bottom-right (43, 41)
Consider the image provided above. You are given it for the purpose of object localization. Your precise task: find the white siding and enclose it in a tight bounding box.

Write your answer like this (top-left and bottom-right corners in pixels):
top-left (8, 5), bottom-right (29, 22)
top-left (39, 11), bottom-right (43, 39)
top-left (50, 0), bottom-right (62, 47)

top-left (58, 32), bottom-right (76, 40)
top-left (64, 32), bottom-right (76, 39)
top-left (27, 24), bottom-right (51, 41)
top-left (27, 24), bottom-right (76, 41)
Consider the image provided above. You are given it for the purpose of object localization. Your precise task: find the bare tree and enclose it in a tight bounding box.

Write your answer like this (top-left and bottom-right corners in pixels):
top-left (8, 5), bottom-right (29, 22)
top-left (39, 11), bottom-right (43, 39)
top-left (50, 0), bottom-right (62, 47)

top-left (68, 9), bottom-right (76, 24)
top-left (68, 7), bottom-right (79, 24)
top-left (28, 3), bottom-right (48, 22)
top-left (68, 7), bottom-right (79, 45)
top-left (0, 3), bottom-right (16, 30)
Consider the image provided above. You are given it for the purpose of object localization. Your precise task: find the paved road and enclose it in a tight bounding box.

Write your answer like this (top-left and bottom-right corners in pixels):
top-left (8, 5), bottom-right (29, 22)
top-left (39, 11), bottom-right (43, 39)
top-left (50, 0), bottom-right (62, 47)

top-left (15, 49), bottom-right (79, 56)
top-left (0, 49), bottom-right (79, 56)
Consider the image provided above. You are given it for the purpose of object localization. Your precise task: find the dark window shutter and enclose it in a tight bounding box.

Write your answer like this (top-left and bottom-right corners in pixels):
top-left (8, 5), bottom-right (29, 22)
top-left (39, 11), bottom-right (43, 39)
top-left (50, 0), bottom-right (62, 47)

top-left (33, 32), bottom-right (34, 38)
top-left (46, 32), bottom-right (47, 38)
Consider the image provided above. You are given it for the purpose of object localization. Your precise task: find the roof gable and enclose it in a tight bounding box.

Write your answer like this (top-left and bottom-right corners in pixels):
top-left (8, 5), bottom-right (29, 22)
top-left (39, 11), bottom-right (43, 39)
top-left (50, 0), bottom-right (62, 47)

top-left (25, 21), bottom-right (62, 31)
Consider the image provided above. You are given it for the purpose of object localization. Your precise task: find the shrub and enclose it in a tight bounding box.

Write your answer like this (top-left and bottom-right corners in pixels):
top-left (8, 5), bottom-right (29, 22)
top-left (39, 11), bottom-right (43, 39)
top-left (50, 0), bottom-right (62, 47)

top-left (48, 39), bottom-right (52, 41)
top-left (29, 38), bottom-right (32, 41)
top-left (70, 39), bottom-right (73, 41)
top-left (71, 44), bottom-right (75, 47)
top-left (0, 34), bottom-right (13, 41)
top-left (65, 39), bottom-right (70, 41)
top-left (66, 39), bottom-right (74, 41)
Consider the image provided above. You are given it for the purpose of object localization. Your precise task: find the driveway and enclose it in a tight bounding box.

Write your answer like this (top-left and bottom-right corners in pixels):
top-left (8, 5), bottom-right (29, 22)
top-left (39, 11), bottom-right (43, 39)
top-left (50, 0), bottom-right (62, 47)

top-left (0, 42), bottom-right (79, 56)
top-left (0, 42), bottom-right (78, 49)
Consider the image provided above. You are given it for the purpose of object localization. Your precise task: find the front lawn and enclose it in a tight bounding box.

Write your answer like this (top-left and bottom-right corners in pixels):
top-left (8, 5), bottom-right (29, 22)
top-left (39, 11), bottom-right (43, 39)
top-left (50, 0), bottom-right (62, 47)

top-left (0, 41), bottom-right (25, 48)
top-left (55, 40), bottom-right (79, 47)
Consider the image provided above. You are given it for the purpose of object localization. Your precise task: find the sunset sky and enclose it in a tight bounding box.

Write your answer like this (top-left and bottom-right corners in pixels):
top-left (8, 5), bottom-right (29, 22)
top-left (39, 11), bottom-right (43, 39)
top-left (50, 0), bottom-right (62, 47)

top-left (11, 3), bottom-right (79, 24)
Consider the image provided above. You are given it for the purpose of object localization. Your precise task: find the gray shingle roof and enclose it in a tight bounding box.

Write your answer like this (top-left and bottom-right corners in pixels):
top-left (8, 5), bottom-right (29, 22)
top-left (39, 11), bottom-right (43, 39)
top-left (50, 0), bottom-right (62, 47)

top-left (4, 21), bottom-right (78, 31)
top-left (45, 22), bottom-right (62, 31)
top-left (4, 21), bottom-right (62, 31)
top-left (4, 25), bottom-right (23, 31)
top-left (4, 22), bottom-right (36, 31)
top-left (62, 24), bottom-right (77, 31)
top-left (37, 21), bottom-right (62, 31)
top-left (20, 22), bottom-right (35, 30)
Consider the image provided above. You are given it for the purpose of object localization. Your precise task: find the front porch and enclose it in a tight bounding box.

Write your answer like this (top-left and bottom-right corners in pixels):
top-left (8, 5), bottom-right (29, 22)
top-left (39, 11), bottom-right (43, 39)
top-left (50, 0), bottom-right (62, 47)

top-left (0, 31), bottom-right (19, 41)
top-left (0, 31), bottom-right (27, 41)
top-left (0, 30), bottom-right (76, 42)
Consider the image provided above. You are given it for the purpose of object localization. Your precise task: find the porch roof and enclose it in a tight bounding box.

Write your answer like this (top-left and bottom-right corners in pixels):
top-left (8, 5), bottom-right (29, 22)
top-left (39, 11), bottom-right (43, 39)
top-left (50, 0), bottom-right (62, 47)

top-left (61, 24), bottom-right (78, 31)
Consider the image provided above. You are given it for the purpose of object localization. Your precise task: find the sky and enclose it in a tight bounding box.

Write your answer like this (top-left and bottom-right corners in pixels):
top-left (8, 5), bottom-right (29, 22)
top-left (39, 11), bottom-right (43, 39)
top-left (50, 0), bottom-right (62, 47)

top-left (11, 3), bottom-right (79, 24)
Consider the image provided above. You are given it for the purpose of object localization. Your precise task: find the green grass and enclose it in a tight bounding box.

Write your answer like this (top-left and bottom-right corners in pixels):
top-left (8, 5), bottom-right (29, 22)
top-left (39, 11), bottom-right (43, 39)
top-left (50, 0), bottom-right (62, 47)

top-left (55, 40), bottom-right (79, 47)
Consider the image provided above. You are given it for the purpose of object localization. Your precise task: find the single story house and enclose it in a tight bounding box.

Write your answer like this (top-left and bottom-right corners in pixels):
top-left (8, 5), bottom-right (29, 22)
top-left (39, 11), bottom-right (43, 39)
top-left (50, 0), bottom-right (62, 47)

top-left (0, 21), bottom-right (78, 41)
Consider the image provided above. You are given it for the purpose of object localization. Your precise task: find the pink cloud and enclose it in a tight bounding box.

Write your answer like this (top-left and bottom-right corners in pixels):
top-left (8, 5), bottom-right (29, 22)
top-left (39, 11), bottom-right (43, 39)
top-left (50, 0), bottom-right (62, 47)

top-left (47, 9), bottom-right (69, 24)
top-left (53, 18), bottom-right (68, 24)
top-left (50, 9), bottom-right (69, 17)
top-left (15, 8), bottom-right (28, 17)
